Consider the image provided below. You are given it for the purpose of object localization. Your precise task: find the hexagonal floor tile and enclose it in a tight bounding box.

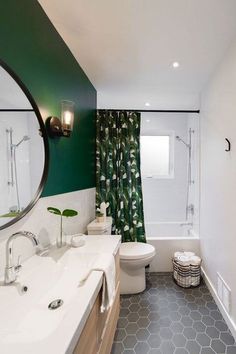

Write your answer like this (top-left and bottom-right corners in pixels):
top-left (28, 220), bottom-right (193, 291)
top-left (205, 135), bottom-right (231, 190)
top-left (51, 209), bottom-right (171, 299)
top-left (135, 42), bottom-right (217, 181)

top-left (159, 327), bottom-right (173, 340)
top-left (170, 322), bottom-right (184, 333)
top-left (172, 333), bottom-right (187, 347)
top-left (193, 321), bottom-right (206, 333)
top-left (206, 326), bottom-right (220, 339)
top-left (196, 333), bottom-right (211, 346)
top-left (220, 332), bottom-right (235, 346)
top-left (123, 335), bottom-right (137, 349)
top-left (211, 339), bottom-right (226, 353)
top-left (183, 327), bottom-right (197, 340)
top-left (113, 273), bottom-right (235, 354)
top-left (134, 341), bottom-right (150, 354)
top-left (186, 340), bottom-right (201, 354)
top-left (160, 341), bottom-right (175, 354)
top-left (126, 323), bottom-right (139, 335)
top-left (147, 334), bottom-right (162, 348)
top-left (136, 328), bottom-right (150, 341)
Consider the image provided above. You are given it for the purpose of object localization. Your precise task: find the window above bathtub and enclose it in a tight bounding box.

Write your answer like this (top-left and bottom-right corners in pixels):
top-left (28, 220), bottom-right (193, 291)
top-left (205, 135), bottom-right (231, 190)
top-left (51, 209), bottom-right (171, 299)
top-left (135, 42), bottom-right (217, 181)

top-left (140, 132), bottom-right (174, 179)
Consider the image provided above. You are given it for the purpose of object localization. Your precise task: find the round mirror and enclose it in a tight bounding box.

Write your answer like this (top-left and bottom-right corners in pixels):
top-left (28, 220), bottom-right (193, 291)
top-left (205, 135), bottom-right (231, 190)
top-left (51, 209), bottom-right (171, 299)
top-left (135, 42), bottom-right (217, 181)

top-left (0, 61), bottom-right (49, 230)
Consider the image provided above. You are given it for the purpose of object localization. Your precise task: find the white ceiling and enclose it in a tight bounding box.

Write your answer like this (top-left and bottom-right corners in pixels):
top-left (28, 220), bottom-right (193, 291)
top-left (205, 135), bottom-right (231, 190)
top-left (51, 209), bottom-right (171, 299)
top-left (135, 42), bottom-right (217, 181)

top-left (39, 0), bottom-right (236, 109)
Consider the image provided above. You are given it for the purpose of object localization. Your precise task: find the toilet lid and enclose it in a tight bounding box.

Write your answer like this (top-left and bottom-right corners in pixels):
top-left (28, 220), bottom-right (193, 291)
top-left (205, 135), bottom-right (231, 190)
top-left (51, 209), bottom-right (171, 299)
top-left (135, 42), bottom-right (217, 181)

top-left (119, 242), bottom-right (155, 260)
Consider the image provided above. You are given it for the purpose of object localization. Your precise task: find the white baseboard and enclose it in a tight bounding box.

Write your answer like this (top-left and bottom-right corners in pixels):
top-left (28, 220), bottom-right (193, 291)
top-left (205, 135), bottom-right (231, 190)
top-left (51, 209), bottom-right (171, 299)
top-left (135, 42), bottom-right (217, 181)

top-left (202, 267), bottom-right (236, 341)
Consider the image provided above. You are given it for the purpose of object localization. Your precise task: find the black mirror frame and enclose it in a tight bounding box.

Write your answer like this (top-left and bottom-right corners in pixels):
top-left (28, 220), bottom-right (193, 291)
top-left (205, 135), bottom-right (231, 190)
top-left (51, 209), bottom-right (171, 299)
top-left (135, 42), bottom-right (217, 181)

top-left (0, 59), bottom-right (49, 231)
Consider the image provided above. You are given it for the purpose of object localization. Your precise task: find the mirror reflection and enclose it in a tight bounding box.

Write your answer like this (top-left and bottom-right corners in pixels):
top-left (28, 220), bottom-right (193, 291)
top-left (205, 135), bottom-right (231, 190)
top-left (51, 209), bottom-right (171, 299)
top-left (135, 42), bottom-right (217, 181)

top-left (0, 65), bottom-right (46, 228)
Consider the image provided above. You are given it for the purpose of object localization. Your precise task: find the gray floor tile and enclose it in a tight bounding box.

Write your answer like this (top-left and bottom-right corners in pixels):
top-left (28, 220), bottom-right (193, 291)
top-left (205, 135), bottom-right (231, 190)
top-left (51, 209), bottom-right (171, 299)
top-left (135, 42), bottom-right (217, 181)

top-left (126, 323), bottom-right (139, 335)
top-left (227, 346), bottom-right (236, 354)
top-left (206, 326), bottom-right (220, 339)
top-left (220, 332), bottom-right (236, 346)
top-left (211, 339), bottom-right (227, 353)
top-left (148, 334), bottom-right (162, 348)
top-left (201, 348), bottom-right (215, 354)
top-left (185, 340), bottom-right (201, 353)
top-left (172, 333), bottom-right (186, 347)
top-left (196, 332), bottom-right (211, 346)
top-left (160, 340), bottom-right (175, 353)
top-left (134, 341), bottom-right (150, 354)
top-left (123, 335), bottom-right (137, 349)
top-left (136, 328), bottom-right (150, 341)
top-left (183, 327), bottom-right (197, 340)
top-left (175, 348), bottom-right (188, 354)
top-left (112, 273), bottom-right (236, 354)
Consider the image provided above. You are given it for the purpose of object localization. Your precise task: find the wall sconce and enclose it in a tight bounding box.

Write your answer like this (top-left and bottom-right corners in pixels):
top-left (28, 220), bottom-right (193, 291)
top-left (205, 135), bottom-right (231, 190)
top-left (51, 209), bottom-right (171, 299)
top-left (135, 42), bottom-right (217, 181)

top-left (46, 100), bottom-right (75, 138)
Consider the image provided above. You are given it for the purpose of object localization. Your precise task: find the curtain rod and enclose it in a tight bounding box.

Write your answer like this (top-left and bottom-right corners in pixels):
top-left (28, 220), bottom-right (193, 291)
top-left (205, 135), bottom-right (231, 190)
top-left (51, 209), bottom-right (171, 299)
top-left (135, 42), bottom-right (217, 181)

top-left (0, 109), bottom-right (34, 112)
top-left (98, 109), bottom-right (200, 114)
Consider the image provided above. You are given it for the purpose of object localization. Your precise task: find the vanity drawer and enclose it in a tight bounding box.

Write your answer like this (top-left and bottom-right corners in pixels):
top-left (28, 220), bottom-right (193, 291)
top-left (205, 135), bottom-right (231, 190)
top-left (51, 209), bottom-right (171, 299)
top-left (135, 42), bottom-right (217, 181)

top-left (98, 283), bottom-right (120, 354)
top-left (73, 295), bottom-right (99, 354)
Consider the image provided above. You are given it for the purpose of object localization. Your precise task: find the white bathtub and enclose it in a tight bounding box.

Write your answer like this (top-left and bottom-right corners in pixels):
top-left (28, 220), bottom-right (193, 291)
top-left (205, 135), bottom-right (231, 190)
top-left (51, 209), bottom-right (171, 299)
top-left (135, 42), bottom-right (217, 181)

top-left (146, 221), bottom-right (200, 272)
top-left (145, 221), bottom-right (197, 238)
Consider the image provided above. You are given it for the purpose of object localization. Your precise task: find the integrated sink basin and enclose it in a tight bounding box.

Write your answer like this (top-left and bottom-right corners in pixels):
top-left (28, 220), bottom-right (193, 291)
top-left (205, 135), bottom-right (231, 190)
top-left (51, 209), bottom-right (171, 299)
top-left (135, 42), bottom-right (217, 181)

top-left (0, 235), bottom-right (121, 354)
top-left (0, 249), bottom-right (101, 344)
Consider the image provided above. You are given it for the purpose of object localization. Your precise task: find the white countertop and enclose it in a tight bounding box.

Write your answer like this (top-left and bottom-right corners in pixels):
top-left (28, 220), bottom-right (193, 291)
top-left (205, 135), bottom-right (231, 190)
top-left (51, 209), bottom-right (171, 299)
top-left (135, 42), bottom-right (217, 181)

top-left (0, 235), bottom-right (121, 354)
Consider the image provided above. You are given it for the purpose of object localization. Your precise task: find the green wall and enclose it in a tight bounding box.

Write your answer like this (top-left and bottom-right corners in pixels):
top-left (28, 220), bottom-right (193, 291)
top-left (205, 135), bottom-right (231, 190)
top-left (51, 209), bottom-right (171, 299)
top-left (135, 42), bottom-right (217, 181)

top-left (0, 1), bottom-right (97, 196)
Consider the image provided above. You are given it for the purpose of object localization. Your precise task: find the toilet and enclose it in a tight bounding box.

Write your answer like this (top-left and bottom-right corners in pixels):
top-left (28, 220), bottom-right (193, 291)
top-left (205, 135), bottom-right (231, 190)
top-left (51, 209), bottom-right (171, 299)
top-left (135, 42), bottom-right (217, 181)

top-left (119, 242), bottom-right (156, 294)
top-left (87, 217), bottom-right (112, 235)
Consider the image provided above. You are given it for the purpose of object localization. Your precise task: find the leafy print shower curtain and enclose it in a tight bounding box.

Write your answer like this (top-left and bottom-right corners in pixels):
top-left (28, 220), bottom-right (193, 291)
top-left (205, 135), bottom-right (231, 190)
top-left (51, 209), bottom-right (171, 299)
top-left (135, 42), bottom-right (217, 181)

top-left (96, 110), bottom-right (146, 243)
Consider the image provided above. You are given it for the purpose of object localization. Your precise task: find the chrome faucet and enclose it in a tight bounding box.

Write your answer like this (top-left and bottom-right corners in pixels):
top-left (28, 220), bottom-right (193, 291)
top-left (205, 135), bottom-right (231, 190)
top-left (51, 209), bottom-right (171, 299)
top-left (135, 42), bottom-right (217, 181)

top-left (5, 231), bottom-right (39, 285)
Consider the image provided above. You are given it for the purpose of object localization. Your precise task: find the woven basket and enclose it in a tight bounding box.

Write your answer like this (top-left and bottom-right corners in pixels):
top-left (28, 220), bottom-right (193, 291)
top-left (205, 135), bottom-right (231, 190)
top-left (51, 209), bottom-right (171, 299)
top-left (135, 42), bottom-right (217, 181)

top-left (172, 258), bottom-right (201, 288)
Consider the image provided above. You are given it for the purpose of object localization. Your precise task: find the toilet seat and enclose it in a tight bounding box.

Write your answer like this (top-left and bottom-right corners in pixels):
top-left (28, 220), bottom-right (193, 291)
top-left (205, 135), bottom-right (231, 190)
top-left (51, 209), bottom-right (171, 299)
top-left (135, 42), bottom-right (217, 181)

top-left (120, 242), bottom-right (156, 260)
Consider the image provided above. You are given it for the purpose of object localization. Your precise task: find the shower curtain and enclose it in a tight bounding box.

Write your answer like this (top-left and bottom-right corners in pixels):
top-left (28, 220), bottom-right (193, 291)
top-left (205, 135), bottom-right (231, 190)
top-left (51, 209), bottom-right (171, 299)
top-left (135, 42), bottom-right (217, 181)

top-left (96, 110), bottom-right (146, 243)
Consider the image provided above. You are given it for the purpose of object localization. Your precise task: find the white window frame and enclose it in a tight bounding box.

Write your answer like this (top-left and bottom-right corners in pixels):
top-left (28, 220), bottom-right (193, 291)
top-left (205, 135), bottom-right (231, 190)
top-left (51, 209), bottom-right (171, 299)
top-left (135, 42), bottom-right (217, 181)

top-left (141, 130), bottom-right (175, 179)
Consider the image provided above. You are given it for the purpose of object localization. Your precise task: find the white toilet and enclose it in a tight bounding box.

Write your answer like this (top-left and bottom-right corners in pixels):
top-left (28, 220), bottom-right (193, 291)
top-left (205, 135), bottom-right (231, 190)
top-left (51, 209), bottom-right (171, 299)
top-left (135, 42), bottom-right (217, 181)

top-left (87, 217), bottom-right (112, 235)
top-left (119, 242), bottom-right (156, 294)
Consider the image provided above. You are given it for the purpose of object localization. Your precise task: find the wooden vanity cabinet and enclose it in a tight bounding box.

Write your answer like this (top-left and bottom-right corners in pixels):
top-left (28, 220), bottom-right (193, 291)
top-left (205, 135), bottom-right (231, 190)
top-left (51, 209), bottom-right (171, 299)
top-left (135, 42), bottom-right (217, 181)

top-left (73, 252), bottom-right (120, 354)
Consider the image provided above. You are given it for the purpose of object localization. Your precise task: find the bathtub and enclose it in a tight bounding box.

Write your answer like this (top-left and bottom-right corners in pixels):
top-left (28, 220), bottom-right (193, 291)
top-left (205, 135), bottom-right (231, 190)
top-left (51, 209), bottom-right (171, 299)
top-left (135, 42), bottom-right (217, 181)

top-left (146, 221), bottom-right (200, 272)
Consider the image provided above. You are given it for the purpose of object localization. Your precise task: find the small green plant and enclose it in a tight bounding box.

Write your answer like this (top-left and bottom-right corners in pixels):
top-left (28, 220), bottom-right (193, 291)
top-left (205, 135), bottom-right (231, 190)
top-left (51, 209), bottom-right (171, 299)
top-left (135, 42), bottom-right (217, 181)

top-left (47, 207), bottom-right (78, 247)
top-left (96, 211), bottom-right (104, 217)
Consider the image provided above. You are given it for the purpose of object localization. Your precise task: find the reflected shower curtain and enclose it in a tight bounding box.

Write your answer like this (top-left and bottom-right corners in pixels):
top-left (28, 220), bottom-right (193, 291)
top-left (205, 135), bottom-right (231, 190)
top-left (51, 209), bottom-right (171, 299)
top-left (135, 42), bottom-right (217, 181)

top-left (96, 110), bottom-right (146, 243)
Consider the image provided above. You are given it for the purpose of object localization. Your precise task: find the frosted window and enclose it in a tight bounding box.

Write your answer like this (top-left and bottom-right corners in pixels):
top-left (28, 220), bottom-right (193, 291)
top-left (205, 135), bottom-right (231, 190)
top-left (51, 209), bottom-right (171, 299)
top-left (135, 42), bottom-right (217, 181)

top-left (141, 136), bottom-right (171, 177)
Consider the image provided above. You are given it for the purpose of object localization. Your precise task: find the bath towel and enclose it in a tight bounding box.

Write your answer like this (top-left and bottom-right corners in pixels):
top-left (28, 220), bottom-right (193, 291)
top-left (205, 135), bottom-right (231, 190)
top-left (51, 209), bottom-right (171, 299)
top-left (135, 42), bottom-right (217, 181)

top-left (78, 253), bottom-right (116, 312)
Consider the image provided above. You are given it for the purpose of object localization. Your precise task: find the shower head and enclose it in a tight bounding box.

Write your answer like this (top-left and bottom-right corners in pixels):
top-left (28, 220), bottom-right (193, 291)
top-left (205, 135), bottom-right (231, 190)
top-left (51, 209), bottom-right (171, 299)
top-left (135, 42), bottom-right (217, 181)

top-left (14, 135), bottom-right (30, 148)
top-left (175, 135), bottom-right (189, 148)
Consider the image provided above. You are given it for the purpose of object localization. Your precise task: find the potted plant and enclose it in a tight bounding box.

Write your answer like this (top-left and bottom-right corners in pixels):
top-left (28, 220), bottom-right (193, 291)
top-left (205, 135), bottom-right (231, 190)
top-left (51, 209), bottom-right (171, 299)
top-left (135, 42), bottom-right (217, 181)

top-left (47, 207), bottom-right (78, 247)
top-left (96, 211), bottom-right (104, 223)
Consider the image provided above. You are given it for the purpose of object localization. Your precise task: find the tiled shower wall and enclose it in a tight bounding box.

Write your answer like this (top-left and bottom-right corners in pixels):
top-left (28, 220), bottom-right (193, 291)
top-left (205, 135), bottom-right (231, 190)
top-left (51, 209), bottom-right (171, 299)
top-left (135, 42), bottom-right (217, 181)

top-left (0, 188), bottom-right (95, 276)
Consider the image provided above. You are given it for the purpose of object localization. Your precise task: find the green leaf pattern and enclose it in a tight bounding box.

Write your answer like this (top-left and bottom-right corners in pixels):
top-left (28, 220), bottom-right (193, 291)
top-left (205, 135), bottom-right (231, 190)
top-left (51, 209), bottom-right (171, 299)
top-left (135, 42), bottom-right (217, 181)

top-left (96, 110), bottom-right (146, 243)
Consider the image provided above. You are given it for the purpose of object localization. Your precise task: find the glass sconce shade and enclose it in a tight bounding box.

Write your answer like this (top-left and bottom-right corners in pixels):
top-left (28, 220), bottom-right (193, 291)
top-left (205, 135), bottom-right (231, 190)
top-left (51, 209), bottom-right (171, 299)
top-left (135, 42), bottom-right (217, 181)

top-left (46, 100), bottom-right (75, 138)
top-left (61, 100), bottom-right (74, 136)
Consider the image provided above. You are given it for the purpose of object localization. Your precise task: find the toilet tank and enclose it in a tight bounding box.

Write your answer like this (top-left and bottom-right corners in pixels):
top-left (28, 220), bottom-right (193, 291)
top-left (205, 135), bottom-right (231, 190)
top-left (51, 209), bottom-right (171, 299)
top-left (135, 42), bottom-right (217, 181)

top-left (87, 217), bottom-right (112, 235)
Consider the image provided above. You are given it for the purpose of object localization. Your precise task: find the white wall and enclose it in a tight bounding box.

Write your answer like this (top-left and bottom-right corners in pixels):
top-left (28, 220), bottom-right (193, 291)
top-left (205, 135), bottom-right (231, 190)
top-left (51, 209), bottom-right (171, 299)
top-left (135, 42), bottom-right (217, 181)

top-left (0, 188), bottom-right (95, 277)
top-left (200, 38), bottom-right (236, 333)
top-left (0, 113), bottom-right (31, 219)
top-left (0, 112), bottom-right (45, 226)
top-left (141, 113), bottom-right (189, 222)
